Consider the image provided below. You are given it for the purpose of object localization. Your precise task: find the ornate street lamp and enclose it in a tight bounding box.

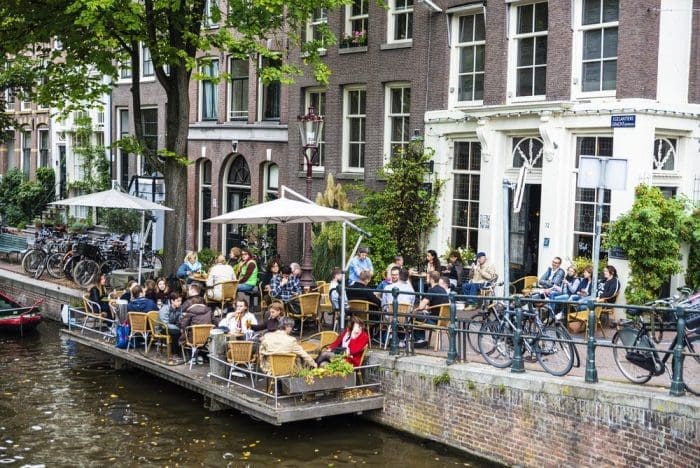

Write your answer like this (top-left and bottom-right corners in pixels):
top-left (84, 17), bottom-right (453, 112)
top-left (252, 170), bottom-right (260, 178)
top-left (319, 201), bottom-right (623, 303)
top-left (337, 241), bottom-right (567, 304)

top-left (297, 106), bottom-right (324, 287)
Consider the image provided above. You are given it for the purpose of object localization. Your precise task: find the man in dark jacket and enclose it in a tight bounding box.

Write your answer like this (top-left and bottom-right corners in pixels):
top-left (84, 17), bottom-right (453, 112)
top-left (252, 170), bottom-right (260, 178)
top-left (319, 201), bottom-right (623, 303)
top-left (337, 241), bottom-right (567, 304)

top-left (178, 296), bottom-right (217, 345)
top-left (347, 270), bottom-right (381, 309)
top-left (126, 285), bottom-right (158, 312)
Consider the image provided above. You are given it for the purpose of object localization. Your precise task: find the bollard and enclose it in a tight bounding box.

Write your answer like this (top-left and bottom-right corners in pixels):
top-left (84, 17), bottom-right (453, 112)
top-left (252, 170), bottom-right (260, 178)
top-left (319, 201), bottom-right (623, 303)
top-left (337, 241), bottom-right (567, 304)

top-left (670, 306), bottom-right (686, 396)
top-left (447, 291), bottom-right (457, 365)
top-left (511, 295), bottom-right (525, 373)
top-left (585, 299), bottom-right (598, 383)
top-left (390, 288), bottom-right (399, 356)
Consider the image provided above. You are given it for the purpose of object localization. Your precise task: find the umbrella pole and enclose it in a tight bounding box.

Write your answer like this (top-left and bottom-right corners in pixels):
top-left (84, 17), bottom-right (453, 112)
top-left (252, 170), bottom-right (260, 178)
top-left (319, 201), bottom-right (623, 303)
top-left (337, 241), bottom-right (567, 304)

top-left (340, 222), bottom-right (347, 330)
top-left (138, 211), bottom-right (145, 284)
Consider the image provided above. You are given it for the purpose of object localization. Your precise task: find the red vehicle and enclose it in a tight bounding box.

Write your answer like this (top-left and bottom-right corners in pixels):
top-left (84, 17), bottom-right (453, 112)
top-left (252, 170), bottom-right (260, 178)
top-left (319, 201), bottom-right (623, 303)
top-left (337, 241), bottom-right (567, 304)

top-left (0, 292), bottom-right (42, 333)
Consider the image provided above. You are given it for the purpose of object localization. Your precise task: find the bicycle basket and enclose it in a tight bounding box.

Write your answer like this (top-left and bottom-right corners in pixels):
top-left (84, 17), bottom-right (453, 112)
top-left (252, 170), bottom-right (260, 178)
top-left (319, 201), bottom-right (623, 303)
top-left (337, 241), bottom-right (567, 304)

top-left (625, 351), bottom-right (658, 373)
top-left (617, 323), bottom-right (639, 347)
top-left (74, 243), bottom-right (101, 259)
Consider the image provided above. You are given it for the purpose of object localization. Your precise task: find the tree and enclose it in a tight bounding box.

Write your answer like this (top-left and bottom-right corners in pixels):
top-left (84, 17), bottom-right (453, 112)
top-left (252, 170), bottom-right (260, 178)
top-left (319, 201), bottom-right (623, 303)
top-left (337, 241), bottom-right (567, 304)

top-left (1, 0), bottom-right (346, 276)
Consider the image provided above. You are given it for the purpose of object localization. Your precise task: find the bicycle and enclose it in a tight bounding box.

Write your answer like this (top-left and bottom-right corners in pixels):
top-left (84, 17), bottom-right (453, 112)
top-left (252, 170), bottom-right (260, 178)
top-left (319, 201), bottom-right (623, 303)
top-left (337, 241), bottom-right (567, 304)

top-left (477, 303), bottom-right (576, 376)
top-left (612, 302), bottom-right (700, 395)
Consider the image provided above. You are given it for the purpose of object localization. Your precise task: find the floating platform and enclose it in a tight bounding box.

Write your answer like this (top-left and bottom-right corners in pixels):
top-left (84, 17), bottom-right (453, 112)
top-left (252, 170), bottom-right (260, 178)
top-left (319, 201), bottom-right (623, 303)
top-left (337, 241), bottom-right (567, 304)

top-left (60, 328), bottom-right (385, 426)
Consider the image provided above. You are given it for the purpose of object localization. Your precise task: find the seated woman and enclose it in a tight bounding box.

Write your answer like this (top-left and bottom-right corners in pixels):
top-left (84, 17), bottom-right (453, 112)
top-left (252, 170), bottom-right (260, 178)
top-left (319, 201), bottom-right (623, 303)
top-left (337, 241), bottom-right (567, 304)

top-left (316, 316), bottom-right (369, 368)
top-left (88, 273), bottom-right (113, 320)
top-left (206, 255), bottom-right (236, 301)
top-left (153, 277), bottom-right (171, 306)
top-left (260, 259), bottom-right (281, 305)
top-left (144, 278), bottom-right (158, 302)
top-left (217, 298), bottom-right (258, 335)
top-left (120, 279), bottom-right (138, 302)
top-left (176, 251), bottom-right (202, 283)
top-left (551, 265), bottom-right (581, 316)
top-left (597, 265), bottom-right (621, 303)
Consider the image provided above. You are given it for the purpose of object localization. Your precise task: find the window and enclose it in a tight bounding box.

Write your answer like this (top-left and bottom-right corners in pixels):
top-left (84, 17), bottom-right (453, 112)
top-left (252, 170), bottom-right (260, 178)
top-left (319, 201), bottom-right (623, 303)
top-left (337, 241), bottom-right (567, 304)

top-left (5, 131), bottom-right (16, 170)
top-left (581, 0), bottom-right (618, 92)
top-left (305, 89), bottom-right (326, 168)
top-left (346, 0), bottom-right (369, 36)
top-left (228, 58), bottom-right (249, 120)
top-left (142, 45), bottom-right (154, 77)
top-left (54, 38), bottom-right (63, 50)
top-left (389, 0), bottom-right (413, 42)
top-left (38, 129), bottom-right (49, 168)
top-left (21, 130), bottom-right (31, 179)
top-left (451, 142), bottom-right (481, 252)
top-left (118, 108), bottom-right (130, 188)
top-left (385, 84), bottom-right (411, 162)
top-left (307, 8), bottom-right (328, 43)
top-left (259, 57), bottom-right (280, 120)
top-left (653, 137), bottom-right (676, 172)
top-left (512, 137), bottom-right (544, 168)
top-left (343, 87), bottom-right (366, 171)
top-left (204, 0), bottom-right (220, 28)
top-left (4, 88), bottom-right (15, 111)
top-left (573, 136), bottom-right (613, 258)
top-left (201, 59), bottom-right (219, 121)
top-left (199, 159), bottom-right (212, 250)
top-left (20, 93), bottom-right (31, 111)
top-left (141, 108), bottom-right (158, 174)
top-left (513, 2), bottom-right (548, 97)
top-left (119, 60), bottom-right (132, 80)
top-left (223, 155), bottom-right (251, 252)
top-left (454, 13), bottom-right (485, 103)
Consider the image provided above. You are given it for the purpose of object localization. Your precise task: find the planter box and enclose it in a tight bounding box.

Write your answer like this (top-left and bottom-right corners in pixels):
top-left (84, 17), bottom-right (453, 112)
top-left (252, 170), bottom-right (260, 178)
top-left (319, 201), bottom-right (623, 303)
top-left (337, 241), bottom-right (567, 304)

top-left (281, 373), bottom-right (356, 394)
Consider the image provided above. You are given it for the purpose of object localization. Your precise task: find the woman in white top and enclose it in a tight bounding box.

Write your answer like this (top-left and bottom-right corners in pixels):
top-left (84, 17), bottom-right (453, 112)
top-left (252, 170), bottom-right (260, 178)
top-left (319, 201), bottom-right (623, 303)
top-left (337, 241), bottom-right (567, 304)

top-left (218, 298), bottom-right (258, 335)
top-left (206, 255), bottom-right (236, 301)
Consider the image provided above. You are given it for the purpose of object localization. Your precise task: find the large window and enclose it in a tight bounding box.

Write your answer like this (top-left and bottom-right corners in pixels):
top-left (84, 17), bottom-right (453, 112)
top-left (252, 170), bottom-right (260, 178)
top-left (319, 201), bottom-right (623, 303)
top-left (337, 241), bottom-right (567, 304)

top-left (512, 137), bottom-right (544, 169)
top-left (513, 2), bottom-right (548, 97)
top-left (346, 0), bottom-right (369, 36)
top-left (141, 108), bottom-right (158, 174)
top-left (573, 136), bottom-right (613, 258)
top-left (389, 0), bottom-right (413, 42)
top-left (201, 60), bottom-right (219, 121)
top-left (343, 87), bottom-right (366, 172)
top-left (119, 60), bottom-right (132, 80)
top-left (5, 131), bottom-right (16, 170)
top-left (118, 108), bottom-right (130, 188)
top-left (385, 84), bottom-right (411, 162)
top-left (229, 58), bottom-right (249, 120)
top-left (451, 141), bottom-right (481, 252)
top-left (454, 13), bottom-right (485, 103)
top-left (223, 155), bottom-right (251, 252)
top-left (581, 0), bottom-right (618, 92)
top-left (142, 45), bottom-right (154, 77)
top-left (305, 89), bottom-right (326, 168)
top-left (306, 8), bottom-right (328, 43)
top-left (4, 87), bottom-right (15, 111)
top-left (21, 130), bottom-right (31, 179)
top-left (259, 57), bottom-right (281, 120)
top-left (204, 0), bottom-right (220, 28)
top-left (653, 137), bottom-right (677, 172)
top-left (199, 159), bottom-right (212, 250)
top-left (38, 129), bottom-right (49, 168)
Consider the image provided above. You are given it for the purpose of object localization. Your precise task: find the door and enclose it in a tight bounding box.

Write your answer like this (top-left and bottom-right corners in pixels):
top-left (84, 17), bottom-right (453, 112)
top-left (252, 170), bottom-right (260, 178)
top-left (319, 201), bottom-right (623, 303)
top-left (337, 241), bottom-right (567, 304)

top-left (509, 184), bottom-right (541, 281)
top-left (58, 145), bottom-right (67, 199)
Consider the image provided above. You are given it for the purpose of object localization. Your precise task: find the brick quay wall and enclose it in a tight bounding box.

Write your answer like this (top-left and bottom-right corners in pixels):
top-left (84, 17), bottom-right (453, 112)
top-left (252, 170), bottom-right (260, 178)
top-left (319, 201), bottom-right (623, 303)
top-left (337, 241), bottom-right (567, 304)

top-left (365, 353), bottom-right (699, 467)
top-left (2, 270), bottom-right (698, 466)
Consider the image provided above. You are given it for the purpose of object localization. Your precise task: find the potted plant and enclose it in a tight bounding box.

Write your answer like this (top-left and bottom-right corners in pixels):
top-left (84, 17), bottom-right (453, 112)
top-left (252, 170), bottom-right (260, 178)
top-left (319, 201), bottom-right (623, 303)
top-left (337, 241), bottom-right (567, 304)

top-left (282, 356), bottom-right (355, 394)
top-left (339, 30), bottom-right (367, 49)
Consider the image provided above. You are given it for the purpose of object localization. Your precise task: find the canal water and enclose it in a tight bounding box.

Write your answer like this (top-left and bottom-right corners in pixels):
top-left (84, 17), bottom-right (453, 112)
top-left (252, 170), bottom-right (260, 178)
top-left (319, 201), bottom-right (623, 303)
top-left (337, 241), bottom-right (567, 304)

top-left (0, 321), bottom-right (488, 467)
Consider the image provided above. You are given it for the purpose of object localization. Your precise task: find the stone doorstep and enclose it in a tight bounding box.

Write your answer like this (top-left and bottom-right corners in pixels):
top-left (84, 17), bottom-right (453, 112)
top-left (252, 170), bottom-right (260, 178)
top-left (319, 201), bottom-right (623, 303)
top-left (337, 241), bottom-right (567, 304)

top-left (367, 352), bottom-right (700, 420)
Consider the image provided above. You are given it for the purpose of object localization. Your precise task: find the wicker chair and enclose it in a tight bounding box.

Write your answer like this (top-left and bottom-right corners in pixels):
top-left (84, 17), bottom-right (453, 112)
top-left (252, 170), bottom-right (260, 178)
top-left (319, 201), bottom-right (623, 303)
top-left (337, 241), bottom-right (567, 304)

top-left (317, 282), bottom-right (333, 328)
top-left (81, 293), bottom-right (106, 332)
top-left (287, 292), bottom-right (321, 337)
top-left (226, 341), bottom-right (256, 387)
top-left (383, 303), bottom-right (413, 349)
top-left (181, 324), bottom-right (214, 369)
top-left (205, 280), bottom-right (239, 311)
top-left (265, 352), bottom-right (297, 394)
top-left (126, 312), bottom-right (150, 352)
top-left (567, 293), bottom-right (618, 338)
top-left (356, 345), bottom-right (369, 385)
top-left (146, 311), bottom-right (172, 360)
top-left (300, 330), bottom-right (339, 357)
top-left (510, 275), bottom-right (539, 295)
top-left (412, 304), bottom-right (451, 351)
top-left (347, 299), bottom-right (378, 346)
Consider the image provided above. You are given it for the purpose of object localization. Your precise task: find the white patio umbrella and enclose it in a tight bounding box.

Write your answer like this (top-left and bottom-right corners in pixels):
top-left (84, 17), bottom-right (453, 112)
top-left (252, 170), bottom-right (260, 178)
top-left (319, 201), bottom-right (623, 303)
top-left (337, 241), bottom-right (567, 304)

top-left (49, 187), bottom-right (173, 283)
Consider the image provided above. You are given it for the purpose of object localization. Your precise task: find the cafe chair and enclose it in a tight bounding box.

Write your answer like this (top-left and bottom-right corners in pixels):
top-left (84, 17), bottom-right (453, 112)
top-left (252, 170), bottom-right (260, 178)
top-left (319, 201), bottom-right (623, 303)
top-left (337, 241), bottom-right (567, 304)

top-left (567, 293), bottom-right (617, 338)
top-left (181, 324), bottom-right (214, 370)
top-left (126, 312), bottom-right (150, 353)
top-left (287, 291), bottom-right (321, 337)
top-left (356, 346), bottom-right (369, 385)
top-left (81, 293), bottom-right (107, 332)
top-left (510, 275), bottom-right (538, 296)
top-left (265, 352), bottom-right (297, 395)
top-left (412, 304), bottom-right (451, 352)
top-left (300, 331), bottom-right (339, 357)
top-left (146, 311), bottom-right (172, 360)
top-left (205, 280), bottom-right (238, 311)
top-left (347, 300), bottom-right (378, 346)
top-left (317, 282), bottom-right (333, 327)
top-left (383, 303), bottom-right (413, 350)
top-left (226, 341), bottom-right (256, 387)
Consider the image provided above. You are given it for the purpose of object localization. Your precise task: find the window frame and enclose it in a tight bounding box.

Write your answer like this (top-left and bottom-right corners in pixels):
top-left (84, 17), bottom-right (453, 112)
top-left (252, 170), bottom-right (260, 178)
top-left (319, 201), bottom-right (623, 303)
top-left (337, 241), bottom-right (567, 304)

top-left (383, 83), bottom-right (411, 165)
top-left (258, 56), bottom-right (281, 121)
top-left (507, 1), bottom-right (548, 101)
top-left (141, 44), bottom-right (154, 79)
top-left (342, 85), bottom-right (367, 173)
top-left (573, 0), bottom-right (619, 98)
top-left (198, 159), bottom-right (213, 250)
top-left (117, 108), bottom-right (130, 189)
top-left (306, 8), bottom-right (329, 44)
top-left (203, 0), bottom-right (220, 29)
top-left (450, 140), bottom-right (482, 253)
top-left (140, 107), bottom-right (158, 174)
top-left (21, 129), bottom-right (32, 179)
top-left (387, 0), bottom-right (414, 43)
top-left (450, 9), bottom-right (486, 107)
top-left (38, 128), bottom-right (49, 168)
top-left (345, 0), bottom-right (369, 36)
top-left (652, 136), bottom-right (678, 174)
top-left (200, 59), bottom-right (219, 121)
top-left (304, 88), bottom-right (327, 171)
top-left (3, 87), bottom-right (15, 111)
top-left (228, 57), bottom-right (249, 121)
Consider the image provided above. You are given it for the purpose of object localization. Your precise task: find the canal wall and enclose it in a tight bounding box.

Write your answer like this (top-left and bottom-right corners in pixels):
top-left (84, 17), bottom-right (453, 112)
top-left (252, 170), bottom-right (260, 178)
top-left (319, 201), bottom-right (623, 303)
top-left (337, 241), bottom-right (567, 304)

top-left (0, 269), bottom-right (81, 320)
top-left (366, 353), bottom-right (700, 467)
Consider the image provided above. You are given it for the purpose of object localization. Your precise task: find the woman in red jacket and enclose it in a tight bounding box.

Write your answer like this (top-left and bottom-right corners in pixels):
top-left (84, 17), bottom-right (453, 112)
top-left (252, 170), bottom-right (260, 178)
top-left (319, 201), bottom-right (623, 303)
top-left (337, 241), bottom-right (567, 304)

top-left (317, 316), bottom-right (369, 367)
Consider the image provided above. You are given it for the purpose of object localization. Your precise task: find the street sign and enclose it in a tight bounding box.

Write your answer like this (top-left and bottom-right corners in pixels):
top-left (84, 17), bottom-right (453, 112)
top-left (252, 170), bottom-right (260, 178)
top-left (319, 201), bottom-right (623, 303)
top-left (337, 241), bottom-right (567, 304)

top-left (611, 115), bottom-right (636, 128)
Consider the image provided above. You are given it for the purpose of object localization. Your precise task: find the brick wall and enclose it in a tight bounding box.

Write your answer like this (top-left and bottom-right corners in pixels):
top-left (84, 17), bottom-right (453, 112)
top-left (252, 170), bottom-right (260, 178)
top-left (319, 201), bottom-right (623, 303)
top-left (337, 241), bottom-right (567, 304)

top-left (483, 0), bottom-right (507, 106)
top-left (546, 1), bottom-right (573, 100)
top-left (689, 0), bottom-right (700, 103)
top-left (367, 354), bottom-right (700, 466)
top-left (0, 272), bottom-right (82, 322)
top-left (617, 0), bottom-right (661, 99)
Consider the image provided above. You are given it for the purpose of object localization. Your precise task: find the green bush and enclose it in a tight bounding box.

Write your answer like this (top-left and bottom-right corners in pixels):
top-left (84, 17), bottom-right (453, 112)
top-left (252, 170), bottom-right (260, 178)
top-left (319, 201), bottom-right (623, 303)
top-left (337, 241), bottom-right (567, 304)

top-left (0, 167), bottom-right (56, 226)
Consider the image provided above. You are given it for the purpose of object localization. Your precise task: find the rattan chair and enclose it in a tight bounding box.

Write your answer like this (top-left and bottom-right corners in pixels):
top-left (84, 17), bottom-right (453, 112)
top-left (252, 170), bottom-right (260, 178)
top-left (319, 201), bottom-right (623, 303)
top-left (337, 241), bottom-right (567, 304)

top-left (383, 303), bottom-right (413, 349)
top-left (81, 293), bottom-right (106, 332)
top-left (356, 345), bottom-right (369, 385)
top-left (567, 293), bottom-right (617, 338)
top-left (510, 275), bottom-right (539, 295)
top-left (347, 300), bottom-right (378, 346)
top-left (412, 303), bottom-right (451, 351)
top-left (226, 341), bottom-right (256, 387)
top-left (205, 279), bottom-right (239, 311)
top-left (265, 352), bottom-right (297, 394)
top-left (300, 330), bottom-right (339, 357)
top-left (146, 310), bottom-right (172, 360)
top-left (287, 292), bottom-right (321, 337)
top-left (181, 324), bottom-right (214, 369)
top-left (317, 282), bottom-right (333, 328)
top-left (126, 312), bottom-right (150, 352)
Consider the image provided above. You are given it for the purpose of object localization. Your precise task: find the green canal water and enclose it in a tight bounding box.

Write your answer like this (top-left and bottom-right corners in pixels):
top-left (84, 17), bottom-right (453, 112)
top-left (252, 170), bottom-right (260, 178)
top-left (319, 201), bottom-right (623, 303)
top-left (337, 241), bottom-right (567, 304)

top-left (0, 321), bottom-right (490, 467)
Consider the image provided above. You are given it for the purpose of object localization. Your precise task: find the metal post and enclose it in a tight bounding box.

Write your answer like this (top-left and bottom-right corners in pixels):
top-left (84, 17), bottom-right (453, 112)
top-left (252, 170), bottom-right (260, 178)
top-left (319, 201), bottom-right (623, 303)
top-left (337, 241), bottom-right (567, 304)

top-left (300, 148), bottom-right (316, 288)
top-left (584, 299), bottom-right (598, 383)
top-left (511, 295), bottom-right (525, 373)
top-left (670, 306), bottom-right (686, 396)
top-left (502, 180), bottom-right (512, 294)
top-left (447, 291), bottom-right (458, 365)
top-left (340, 223), bottom-right (347, 330)
top-left (390, 288), bottom-right (399, 355)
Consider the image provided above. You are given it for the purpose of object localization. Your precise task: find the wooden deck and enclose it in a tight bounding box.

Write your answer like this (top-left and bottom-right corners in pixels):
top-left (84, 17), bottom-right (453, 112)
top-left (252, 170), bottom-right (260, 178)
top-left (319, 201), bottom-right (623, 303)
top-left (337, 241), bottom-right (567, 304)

top-left (60, 328), bottom-right (384, 426)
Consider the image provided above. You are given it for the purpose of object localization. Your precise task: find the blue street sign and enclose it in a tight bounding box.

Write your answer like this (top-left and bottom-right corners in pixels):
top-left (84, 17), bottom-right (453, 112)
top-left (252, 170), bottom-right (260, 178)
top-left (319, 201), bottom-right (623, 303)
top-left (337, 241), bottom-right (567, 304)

top-left (611, 115), bottom-right (636, 128)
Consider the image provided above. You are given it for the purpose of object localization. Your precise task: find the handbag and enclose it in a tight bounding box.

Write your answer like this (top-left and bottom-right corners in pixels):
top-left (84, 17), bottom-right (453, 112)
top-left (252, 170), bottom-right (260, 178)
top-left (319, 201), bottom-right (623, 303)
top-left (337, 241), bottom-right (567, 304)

top-left (115, 322), bottom-right (130, 349)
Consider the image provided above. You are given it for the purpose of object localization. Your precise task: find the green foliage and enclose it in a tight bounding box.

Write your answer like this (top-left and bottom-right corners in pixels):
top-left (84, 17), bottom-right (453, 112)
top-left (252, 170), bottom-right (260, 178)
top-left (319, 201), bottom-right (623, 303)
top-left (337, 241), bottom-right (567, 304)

top-left (67, 114), bottom-right (110, 193)
top-left (197, 248), bottom-right (218, 271)
top-left (292, 356), bottom-right (354, 384)
top-left (0, 167), bottom-right (56, 226)
top-left (684, 208), bottom-right (700, 289)
top-left (432, 371), bottom-right (451, 387)
top-left (605, 185), bottom-right (691, 303)
top-left (99, 208), bottom-right (142, 237)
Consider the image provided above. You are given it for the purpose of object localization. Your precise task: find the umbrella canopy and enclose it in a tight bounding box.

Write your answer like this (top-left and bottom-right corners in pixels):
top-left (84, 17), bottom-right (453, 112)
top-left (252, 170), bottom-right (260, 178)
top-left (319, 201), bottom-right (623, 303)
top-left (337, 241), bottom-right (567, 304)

top-left (49, 188), bottom-right (173, 212)
top-left (204, 197), bottom-right (363, 224)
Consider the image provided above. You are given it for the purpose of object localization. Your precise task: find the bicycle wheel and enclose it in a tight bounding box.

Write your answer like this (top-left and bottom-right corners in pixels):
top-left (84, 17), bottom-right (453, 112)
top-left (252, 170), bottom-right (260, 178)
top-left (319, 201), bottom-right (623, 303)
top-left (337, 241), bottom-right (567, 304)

top-left (100, 259), bottom-right (122, 275)
top-left (536, 326), bottom-right (575, 376)
top-left (46, 252), bottom-right (66, 279)
top-left (682, 335), bottom-right (700, 395)
top-left (466, 318), bottom-right (486, 353)
top-left (22, 249), bottom-right (46, 275)
top-left (149, 253), bottom-right (163, 271)
top-left (611, 331), bottom-right (653, 384)
top-left (73, 259), bottom-right (100, 287)
top-left (478, 321), bottom-right (513, 368)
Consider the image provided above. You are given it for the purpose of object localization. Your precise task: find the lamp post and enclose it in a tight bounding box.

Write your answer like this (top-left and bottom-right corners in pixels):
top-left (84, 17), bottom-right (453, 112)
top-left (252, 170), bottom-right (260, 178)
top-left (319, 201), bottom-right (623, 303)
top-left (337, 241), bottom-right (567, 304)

top-left (297, 106), bottom-right (324, 288)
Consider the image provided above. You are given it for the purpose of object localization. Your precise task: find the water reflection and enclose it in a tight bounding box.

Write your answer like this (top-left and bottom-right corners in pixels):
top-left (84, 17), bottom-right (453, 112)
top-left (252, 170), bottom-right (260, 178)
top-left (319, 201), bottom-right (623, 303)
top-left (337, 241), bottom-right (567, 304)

top-left (0, 322), bottom-right (487, 466)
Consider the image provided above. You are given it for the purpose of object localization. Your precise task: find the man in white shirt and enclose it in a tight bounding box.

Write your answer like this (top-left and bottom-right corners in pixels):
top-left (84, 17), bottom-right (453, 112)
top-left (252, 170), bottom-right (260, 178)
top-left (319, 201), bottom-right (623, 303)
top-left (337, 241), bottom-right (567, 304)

top-left (382, 268), bottom-right (415, 312)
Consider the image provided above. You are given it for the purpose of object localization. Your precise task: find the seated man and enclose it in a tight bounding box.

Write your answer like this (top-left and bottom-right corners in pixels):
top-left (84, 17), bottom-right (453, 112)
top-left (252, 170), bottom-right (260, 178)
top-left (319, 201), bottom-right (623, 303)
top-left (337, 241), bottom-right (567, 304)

top-left (259, 317), bottom-right (317, 373)
top-left (158, 292), bottom-right (183, 352)
top-left (412, 271), bottom-right (449, 347)
top-left (270, 265), bottom-right (302, 313)
top-left (381, 268), bottom-right (415, 313)
top-left (347, 270), bottom-right (381, 310)
top-left (533, 256), bottom-right (565, 298)
top-left (462, 252), bottom-right (497, 307)
top-left (126, 285), bottom-right (158, 312)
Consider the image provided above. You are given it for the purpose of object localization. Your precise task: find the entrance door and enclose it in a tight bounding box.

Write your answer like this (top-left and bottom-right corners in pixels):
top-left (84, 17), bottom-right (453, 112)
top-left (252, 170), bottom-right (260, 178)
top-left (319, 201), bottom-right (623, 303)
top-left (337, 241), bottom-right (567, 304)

top-left (58, 145), bottom-right (67, 199)
top-left (223, 155), bottom-right (251, 253)
top-left (509, 184), bottom-right (541, 281)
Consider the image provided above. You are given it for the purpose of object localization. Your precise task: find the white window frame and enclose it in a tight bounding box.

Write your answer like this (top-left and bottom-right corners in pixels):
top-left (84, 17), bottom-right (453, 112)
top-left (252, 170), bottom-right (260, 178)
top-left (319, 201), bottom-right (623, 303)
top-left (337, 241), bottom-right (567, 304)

top-left (199, 59), bottom-right (219, 121)
top-left (141, 44), bottom-right (154, 79)
top-left (203, 0), bottom-right (220, 29)
top-left (345, 0), bottom-right (369, 36)
top-left (450, 140), bottom-right (482, 253)
top-left (117, 108), bottom-right (130, 188)
top-left (228, 57), bottom-right (249, 121)
top-left (652, 136), bottom-right (679, 175)
top-left (450, 8), bottom-right (486, 107)
top-left (257, 56), bottom-right (281, 121)
top-left (383, 83), bottom-right (411, 165)
top-left (118, 59), bottom-right (132, 82)
top-left (38, 128), bottom-right (49, 168)
top-left (21, 130), bottom-right (32, 178)
top-left (387, 0), bottom-right (413, 43)
top-left (305, 88), bottom-right (327, 171)
top-left (507, 1), bottom-right (548, 102)
top-left (306, 8), bottom-right (328, 44)
top-left (198, 159), bottom-right (212, 250)
top-left (139, 107), bottom-right (158, 173)
top-left (342, 86), bottom-right (367, 173)
top-left (20, 93), bottom-right (31, 111)
top-left (572, 0), bottom-right (619, 99)
top-left (4, 88), bottom-right (15, 111)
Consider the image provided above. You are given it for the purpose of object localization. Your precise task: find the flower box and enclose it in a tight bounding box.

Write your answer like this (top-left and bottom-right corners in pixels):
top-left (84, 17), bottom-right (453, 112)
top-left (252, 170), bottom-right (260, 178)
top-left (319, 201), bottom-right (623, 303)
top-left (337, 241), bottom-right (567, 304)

top-left (281, 373), bottom-right (356, 394)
